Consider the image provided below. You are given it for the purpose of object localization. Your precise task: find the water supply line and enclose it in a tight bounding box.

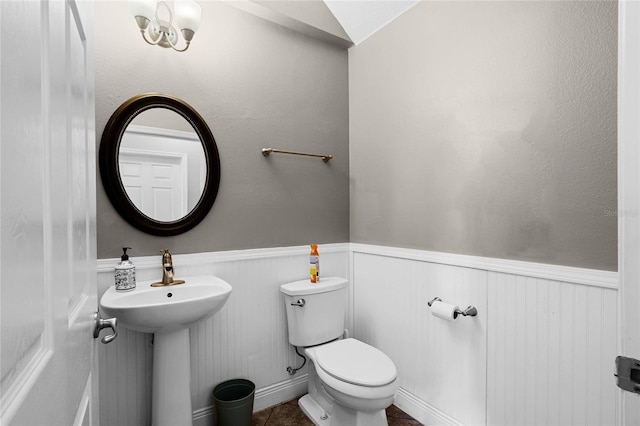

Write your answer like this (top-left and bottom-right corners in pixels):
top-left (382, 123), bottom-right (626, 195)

top-left (286, 346), bottom-right (307, 375)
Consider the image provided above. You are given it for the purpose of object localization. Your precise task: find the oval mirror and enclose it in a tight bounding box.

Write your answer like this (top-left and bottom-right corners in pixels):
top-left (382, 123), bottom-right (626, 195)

top-left (99, 93), bottom-right (220, 236)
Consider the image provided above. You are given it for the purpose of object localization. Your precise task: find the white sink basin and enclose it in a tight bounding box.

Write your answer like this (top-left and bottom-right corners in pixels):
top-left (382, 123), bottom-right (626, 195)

top-left (100, 275), bottom-right (232, 333)
top-left (99, 274), bottom-right (232, 425)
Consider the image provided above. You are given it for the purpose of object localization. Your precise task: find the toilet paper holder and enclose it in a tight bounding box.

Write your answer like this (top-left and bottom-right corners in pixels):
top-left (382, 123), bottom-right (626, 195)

top-left (427, 297), bottom-right (478, 317)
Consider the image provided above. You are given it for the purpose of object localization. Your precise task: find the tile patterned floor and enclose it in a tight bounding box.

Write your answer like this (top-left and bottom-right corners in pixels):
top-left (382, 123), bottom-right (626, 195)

top-left (251, 397), bottom-right (423, 426)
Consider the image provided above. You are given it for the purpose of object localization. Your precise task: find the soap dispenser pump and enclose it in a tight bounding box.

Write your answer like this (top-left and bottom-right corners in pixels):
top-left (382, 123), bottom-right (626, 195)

top-left (115, 247), bottom-right (136, 292)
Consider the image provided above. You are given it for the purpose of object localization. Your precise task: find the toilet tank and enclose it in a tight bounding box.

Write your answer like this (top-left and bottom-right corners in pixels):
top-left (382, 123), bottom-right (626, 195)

top-left (280, 277), bottom-right (348, 347)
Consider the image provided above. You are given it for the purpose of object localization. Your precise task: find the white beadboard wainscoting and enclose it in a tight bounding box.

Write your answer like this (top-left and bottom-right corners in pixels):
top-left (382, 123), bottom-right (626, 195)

top-left (350, 244), bottom-right (619, 426)
top-left (486, 272), bottom-right (617, 425)
top-left (97, 243), bottom-right (619, 425)
top-left (96, 244), bottom-right (350, 426)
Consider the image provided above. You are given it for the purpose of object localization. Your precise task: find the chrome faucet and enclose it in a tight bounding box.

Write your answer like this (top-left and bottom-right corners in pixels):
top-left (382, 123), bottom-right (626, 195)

top-left (151, 249), bottom-right (185, 287)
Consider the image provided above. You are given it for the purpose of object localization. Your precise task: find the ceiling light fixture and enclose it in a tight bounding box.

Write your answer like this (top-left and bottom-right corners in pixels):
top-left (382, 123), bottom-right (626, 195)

top-left (129, 0), bottom-right (202, 52)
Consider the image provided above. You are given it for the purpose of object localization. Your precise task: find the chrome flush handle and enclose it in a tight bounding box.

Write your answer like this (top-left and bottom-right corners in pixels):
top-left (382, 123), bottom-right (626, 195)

top-left (291, 299), bottom-right (305, 307)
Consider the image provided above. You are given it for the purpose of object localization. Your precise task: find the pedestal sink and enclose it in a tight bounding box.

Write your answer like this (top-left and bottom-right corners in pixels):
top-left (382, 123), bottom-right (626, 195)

top-left (100, 275), bottom-right (232, 426)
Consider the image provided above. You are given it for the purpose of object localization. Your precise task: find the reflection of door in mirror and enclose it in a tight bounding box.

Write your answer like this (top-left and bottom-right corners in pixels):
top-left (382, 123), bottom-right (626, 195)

top-left (120, 147), bottom-right (187, 221)
top-left (119, 124), bottom-right (205, 221)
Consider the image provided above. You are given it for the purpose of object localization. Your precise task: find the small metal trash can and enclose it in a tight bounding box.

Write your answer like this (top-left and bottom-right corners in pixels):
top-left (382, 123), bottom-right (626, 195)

top-left (213, 379), bottom-right (255, 426)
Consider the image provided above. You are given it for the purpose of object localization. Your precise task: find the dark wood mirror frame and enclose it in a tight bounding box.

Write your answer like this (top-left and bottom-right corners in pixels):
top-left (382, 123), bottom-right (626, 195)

top-left (99, 93), bottom-right (220, 236)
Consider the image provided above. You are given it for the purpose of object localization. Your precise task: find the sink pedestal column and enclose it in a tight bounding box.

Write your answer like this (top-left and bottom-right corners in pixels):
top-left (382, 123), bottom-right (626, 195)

top-left (152, 328), bottom-right (193, 426)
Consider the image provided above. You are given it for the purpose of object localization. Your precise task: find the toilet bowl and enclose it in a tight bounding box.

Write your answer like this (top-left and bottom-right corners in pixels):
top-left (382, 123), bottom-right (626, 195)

top-left (300, 339), bottom-right (398, 426)
top-left (280, 278), bottom-right (398, 426)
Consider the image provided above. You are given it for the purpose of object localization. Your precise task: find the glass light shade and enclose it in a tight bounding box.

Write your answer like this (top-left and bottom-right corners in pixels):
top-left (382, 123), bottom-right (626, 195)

top-left (175, 0), bottom-right (202, 32)
top-left (129, 0), bottom-right (156, 19)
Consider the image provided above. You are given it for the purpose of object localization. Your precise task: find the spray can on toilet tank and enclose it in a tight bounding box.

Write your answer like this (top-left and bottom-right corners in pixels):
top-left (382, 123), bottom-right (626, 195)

top-left (310, 244), bottom-right (320, 283)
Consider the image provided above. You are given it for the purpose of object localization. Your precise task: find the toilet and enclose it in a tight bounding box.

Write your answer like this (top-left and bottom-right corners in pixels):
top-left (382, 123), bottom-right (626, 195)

top-left (280, 277), bottom-right (398, 426)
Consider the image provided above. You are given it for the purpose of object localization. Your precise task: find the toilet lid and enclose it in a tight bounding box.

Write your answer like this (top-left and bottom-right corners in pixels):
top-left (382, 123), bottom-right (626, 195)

top-left (314, 339), bottom-right (397, 387)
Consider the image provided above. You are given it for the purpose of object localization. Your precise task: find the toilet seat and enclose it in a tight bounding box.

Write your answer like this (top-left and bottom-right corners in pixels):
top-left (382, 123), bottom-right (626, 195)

top-left (313, 338), bottom-right (397, 387)
top-left (305, 338), bottom-right (398, 412)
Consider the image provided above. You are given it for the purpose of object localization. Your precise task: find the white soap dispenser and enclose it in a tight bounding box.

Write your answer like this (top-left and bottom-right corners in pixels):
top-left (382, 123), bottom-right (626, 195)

top-left (115, 247), bottom-right (136, 292)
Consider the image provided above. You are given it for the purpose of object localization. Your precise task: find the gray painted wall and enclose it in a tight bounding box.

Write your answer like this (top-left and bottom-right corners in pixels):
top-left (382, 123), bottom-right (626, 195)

top-left (96, 1), bottom-right (349, 258)
top-left (349, 1), bottom-right (617, 270)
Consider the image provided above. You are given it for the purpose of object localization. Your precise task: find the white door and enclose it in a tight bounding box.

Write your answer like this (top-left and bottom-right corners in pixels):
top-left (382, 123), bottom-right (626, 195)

top-left (120, 149), bottom-right (188, 221)
top-left (1, 1), bottom-right (97, 425)
top-left (618, 1), bottom-right (640, 424)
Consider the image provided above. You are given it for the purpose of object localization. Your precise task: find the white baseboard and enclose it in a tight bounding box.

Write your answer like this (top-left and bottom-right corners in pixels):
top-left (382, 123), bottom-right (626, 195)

top-left (394, 387), bottom-right (463, 426)
top-left (192, 374), bottom-right (309, 426)
top-left (194, 381), bottom-right (448, 426)
top-left (253, 373), bottom-right (309, 412)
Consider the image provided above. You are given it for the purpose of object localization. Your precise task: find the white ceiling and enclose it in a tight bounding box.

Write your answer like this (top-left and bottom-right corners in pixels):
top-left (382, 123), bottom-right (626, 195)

top-left (240, 0), bottom-right (419, 47)
top-left (323, 0), bottom-right (418, 45)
